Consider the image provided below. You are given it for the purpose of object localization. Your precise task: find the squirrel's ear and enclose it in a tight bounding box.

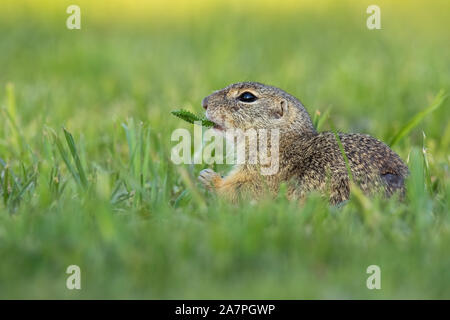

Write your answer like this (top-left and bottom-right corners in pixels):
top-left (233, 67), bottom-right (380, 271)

top-left (275, 99), bottom-right (289, 119)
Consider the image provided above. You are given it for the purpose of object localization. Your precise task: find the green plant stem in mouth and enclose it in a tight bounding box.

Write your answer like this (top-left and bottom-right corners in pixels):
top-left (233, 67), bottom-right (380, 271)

top-left (171, 109), bottom-right (215, 128)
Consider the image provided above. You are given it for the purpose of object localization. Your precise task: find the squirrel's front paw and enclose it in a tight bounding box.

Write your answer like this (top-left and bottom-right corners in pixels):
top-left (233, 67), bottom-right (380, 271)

top-left (198, 168), bottom-right (221, 190)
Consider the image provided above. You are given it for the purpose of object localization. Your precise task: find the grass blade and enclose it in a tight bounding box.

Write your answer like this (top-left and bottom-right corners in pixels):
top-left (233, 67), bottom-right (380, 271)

top-left (328, 118), bottom-right (353, 182)
top-left (52, 130), bottom-right (80, 186)
top-left (63, 128), bottom-right (88, 188)
top-left (422, 131), bottom-right (433, 195)
top-left (312, 108), bottom-right (331, 132)
top-left (11, 172), bottom-right (36, 203)
top-left (2, 83), bottom-right (25, 154)
top-left (2, 166), bottom-right (9, 205)
top-left (389, 90), bottom-right (448, 147)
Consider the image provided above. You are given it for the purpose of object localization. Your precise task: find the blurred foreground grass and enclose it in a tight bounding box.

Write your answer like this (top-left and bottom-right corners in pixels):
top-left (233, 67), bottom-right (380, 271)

top-left (0, 0), bottom-right (449, 298)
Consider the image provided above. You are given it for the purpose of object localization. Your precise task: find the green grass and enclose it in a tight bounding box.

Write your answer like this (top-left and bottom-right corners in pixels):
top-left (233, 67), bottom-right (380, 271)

top-left (0, 0), bottom-right (449, 299)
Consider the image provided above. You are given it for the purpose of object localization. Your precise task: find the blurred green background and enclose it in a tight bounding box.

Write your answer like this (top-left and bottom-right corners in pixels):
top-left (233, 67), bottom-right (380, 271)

top-left (0, 0), bottom-right (449, 298)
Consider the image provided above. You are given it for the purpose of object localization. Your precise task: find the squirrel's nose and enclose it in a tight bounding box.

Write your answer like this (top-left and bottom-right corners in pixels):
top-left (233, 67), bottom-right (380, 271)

top-left (202, 97), bottom-right (208, 110)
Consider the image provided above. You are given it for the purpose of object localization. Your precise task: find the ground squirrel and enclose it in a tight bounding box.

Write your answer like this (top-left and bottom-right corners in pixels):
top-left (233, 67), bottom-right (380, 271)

top-left (198, 82), bottom-right (409, 205)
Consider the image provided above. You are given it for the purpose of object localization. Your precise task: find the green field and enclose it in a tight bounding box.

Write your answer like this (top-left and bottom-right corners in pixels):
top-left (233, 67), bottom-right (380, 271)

top-left (0, 0), bottom-right (449, 299)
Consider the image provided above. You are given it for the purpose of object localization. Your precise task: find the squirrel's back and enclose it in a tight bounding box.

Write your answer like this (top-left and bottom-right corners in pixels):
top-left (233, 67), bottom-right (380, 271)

top-left (285, 132), bottom-right (408, 204)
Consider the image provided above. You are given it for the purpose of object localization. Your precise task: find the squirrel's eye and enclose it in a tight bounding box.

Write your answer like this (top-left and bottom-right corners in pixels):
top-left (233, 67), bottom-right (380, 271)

top-left (238, 92), bottom-right (257, 103)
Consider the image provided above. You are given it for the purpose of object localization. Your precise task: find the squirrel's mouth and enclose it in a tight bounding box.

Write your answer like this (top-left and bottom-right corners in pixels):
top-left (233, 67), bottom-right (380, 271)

top-left (212, 123), bottom-right (225, 131)
top-left (205, 113), bottom-right (225, 131)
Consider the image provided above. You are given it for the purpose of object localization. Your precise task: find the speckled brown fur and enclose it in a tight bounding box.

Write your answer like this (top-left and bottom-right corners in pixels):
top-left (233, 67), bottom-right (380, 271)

top-left (198, 82), bottom-right (409, 205)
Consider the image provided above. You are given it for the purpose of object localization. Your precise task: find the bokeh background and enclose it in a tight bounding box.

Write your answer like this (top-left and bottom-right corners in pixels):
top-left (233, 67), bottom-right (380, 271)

top-left (0, 0), bottom-right (449, 298)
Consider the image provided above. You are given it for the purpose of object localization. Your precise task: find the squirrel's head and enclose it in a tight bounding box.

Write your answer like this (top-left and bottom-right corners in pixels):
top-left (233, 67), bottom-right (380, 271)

top-left (202, 82), bottom-right (316, 134)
